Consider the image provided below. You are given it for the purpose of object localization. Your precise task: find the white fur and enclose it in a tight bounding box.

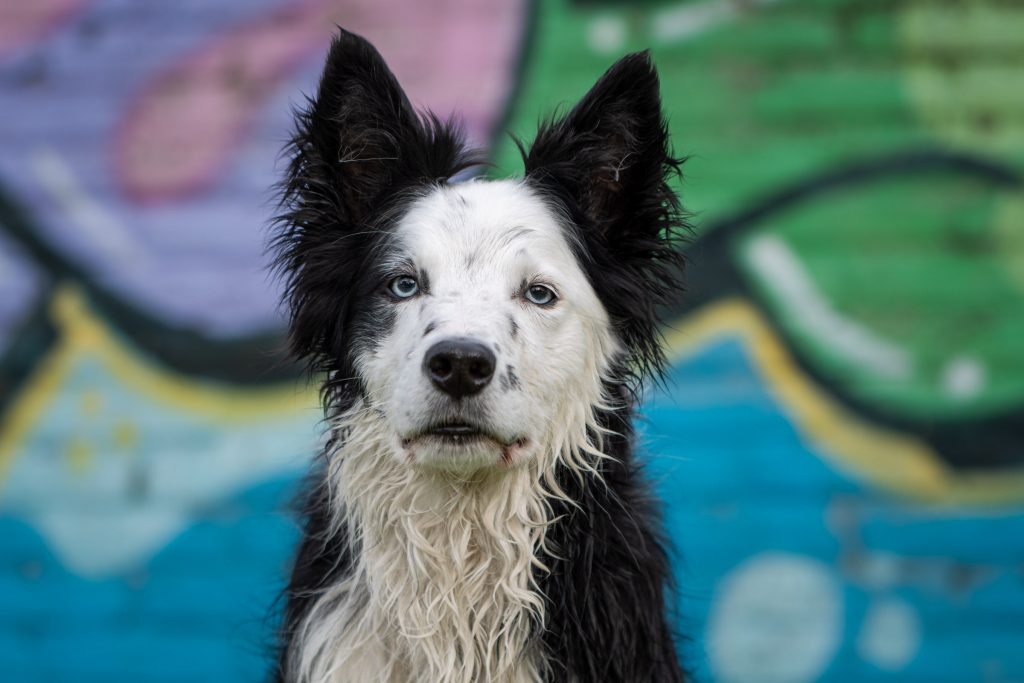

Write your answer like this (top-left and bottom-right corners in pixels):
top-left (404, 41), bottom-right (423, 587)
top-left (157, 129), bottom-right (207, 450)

top-left (290, 180), bottom-right (621, 682)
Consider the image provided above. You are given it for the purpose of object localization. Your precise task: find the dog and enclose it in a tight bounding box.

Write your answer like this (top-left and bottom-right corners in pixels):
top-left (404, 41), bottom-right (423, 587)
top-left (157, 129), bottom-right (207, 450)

top-left (271, 29), bottom-right (688, 683)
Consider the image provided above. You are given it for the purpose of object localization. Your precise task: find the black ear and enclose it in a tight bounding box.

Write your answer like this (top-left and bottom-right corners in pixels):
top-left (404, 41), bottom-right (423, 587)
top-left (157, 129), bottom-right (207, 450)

top-left (283, 29), bottom-right (476, 225)
top-left (272, 30), bottom-right (478, 390)
top-left (523, 51), bottom-right (687, 385)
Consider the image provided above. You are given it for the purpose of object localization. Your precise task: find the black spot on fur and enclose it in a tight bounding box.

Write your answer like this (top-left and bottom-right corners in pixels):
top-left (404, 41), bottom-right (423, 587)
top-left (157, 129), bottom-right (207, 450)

top-left (498, 367), bottom-right (520, 393)
top-left (508, 315), bottom-right (519, 339)
top-left (417, 267), bottom-right (431, 295)
top-left (423, 320), bottom-right (437, 337)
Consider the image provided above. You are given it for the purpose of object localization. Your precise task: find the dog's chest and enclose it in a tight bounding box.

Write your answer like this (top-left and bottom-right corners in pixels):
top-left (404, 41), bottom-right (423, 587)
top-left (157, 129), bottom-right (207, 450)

top-left (327, 579), bottom-right (543, 683)
top-left (316, 524), bottom-right (544, 683)
top-left (307, 447), bottom-right (550, 683)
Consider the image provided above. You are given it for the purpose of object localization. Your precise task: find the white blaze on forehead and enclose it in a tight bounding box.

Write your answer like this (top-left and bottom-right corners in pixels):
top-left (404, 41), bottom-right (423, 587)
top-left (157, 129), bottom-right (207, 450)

top-left (394, 179), bottom-right (597, 314)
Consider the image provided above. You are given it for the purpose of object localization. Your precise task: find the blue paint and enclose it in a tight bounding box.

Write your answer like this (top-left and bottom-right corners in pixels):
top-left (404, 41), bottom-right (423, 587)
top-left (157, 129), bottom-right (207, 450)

top-left (0, 479), bottom-right (298, 682)
top-left (1, 340), bottom-right (1022, 681)
top-left (642, 340), bottom-right (1024, 682)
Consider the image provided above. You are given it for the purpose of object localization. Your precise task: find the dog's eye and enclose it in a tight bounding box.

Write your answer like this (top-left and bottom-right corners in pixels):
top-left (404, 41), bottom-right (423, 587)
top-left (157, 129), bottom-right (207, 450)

top-left (524, 284), bottom-right (557, 306)
top-left (388, 276), bottom-right (419, 299)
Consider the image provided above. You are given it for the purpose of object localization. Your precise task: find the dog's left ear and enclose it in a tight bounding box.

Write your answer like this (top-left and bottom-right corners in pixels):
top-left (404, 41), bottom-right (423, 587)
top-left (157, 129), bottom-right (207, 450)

top-left (523, 51), bottom-right (686, 382)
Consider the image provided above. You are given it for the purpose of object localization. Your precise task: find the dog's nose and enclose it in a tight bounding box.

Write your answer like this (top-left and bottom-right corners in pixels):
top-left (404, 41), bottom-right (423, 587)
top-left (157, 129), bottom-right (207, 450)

top-left (423, 339), bottom-right (495, 399)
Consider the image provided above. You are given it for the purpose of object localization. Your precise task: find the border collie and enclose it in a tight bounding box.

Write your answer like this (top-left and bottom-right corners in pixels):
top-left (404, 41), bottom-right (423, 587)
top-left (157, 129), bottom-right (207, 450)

top-left (271, 29), bottom-right (687, 683)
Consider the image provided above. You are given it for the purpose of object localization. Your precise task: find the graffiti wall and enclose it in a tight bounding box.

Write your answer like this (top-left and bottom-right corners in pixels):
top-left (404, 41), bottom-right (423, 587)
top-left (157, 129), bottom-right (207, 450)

top-left (1, 0), bottom-right (1021, 681)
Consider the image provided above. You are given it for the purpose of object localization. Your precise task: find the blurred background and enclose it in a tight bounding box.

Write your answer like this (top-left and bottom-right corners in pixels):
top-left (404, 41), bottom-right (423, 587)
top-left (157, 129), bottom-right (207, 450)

top-left (1, 0), bottom-right (1022, 681)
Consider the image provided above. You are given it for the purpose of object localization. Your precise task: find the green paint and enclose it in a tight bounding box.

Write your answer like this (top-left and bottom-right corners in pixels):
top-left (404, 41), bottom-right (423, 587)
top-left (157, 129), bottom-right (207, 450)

top-left (493, 0), bottom-right (1024, 419)
top-left (494, 0), bottom-right (921, 218)
top-left (902, 0), bottom-right (1024, 153)
top-left (739, 175), bottom-right (1024, 418)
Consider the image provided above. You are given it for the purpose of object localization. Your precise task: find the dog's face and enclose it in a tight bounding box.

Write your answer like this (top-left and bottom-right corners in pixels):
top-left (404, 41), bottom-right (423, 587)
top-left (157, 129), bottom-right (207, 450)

top-left (358, 180), bottom-right (614, 470)
top-left (274, 30), bottom-right (684, 473)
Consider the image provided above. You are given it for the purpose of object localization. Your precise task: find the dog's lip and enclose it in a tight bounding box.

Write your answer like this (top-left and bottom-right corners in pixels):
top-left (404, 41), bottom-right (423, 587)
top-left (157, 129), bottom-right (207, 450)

top-left (427, 422), bottom-right (482, 437)
top-left (402, 422), bottom-right (519, 447)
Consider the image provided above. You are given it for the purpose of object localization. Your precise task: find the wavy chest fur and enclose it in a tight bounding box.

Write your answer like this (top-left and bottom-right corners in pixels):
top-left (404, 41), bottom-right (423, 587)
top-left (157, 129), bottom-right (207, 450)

top-left (291, 408), bottom-right (563, 683)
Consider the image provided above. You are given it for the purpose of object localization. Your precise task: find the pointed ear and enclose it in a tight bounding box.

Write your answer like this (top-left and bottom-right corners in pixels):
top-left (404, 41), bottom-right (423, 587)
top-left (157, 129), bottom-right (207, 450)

top-left (272, 30), bottom-right (477, 373)
top-left (283, 29), bottom-right (475, 226)
top-left (523, 51), bottom-right (687, 383)
top-left (523, 51), bottom-right (681, 238)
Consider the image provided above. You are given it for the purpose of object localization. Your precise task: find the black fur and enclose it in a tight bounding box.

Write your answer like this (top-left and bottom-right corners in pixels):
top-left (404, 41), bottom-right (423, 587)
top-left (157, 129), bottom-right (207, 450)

top-left (275, 472), bottom-right (350, 682)
top-left (521, 60), bottom-right (688, 679)
top-left (522, 51), bottom-right (688, 389)
top-left (271, 29), bottom-right (482, 411)
top-left (271, 30), bottom-right (687, 682)
top-left (538, 388), bottom-right (685, 682)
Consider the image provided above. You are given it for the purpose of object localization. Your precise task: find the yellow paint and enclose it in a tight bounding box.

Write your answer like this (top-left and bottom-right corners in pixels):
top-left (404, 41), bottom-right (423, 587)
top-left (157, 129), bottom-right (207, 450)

top-left (80, 390), bottom-right (103, 415)
top-left (48, 288), bottom-right (315, 418)
top-left (1, 286), bottom-right (1021, 505)
top-left (0, 286), bottom-right (317, 479)
top-left (0, 319), bottom-right (78, 481)
top-left (65, 438), bottom-right (93, 474)
top-left (113, 421), bottom-right (139, 452)
top-left (663, 299), bottom-right (1024, 506)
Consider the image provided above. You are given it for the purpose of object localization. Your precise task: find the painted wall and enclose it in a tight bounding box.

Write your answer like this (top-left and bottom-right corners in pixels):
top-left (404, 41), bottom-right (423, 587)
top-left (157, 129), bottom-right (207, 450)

top-left (1, 1), bottom-right (1022, 681)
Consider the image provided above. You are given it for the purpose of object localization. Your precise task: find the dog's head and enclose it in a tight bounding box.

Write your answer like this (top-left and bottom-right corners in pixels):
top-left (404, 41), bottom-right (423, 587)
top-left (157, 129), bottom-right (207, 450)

top-left (274, 30), bottom-right (684, 472)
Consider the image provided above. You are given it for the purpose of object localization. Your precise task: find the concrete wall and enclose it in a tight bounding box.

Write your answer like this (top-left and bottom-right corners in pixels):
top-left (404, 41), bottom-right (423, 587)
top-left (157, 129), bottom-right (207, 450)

top-left (1, 0), bottom-right (1022, 681)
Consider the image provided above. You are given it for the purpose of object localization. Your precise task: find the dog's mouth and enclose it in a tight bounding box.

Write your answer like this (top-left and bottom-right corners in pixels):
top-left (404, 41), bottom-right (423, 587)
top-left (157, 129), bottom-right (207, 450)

top-left (400, 422), bottom-right (529, 465)
top-left (402, 421), bottom-right (507, 446)
top-left (428, 422), bottom-right (484, 439)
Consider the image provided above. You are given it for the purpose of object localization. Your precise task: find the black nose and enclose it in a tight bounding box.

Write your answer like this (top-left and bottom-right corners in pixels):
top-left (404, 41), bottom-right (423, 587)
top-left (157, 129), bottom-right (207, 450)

top-left (424, 338), bottom-right (496, 399)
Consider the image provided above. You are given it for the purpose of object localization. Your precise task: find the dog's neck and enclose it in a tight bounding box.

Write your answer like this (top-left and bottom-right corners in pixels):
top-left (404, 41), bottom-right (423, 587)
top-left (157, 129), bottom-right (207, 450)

top-left (292, 404), bottom-right (570, 683)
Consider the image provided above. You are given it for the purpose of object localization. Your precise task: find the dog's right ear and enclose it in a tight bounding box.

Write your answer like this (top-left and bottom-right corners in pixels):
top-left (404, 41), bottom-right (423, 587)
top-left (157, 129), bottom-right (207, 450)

top-left (273, 30), bottom-right (475, 375)
top-left (281, 29), bottom-right (472, 226)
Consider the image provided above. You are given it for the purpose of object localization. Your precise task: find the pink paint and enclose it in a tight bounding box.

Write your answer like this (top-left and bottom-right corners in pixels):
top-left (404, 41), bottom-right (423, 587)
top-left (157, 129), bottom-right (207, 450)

top-left (0, 0), bottom-right (87, 56)
top-left (322, 0), bottom-right (526, 146)
top-left (115, 1), bottom-right (329, 203)
top-left (115, 0), bottom-right (527, 203)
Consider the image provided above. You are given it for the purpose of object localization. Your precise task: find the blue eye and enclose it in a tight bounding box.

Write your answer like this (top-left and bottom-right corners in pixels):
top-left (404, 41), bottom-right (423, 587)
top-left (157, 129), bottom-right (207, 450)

top-left (524, 284), bottom-right (557, 306)
top-left (388, 276), bottom-right (419, 299)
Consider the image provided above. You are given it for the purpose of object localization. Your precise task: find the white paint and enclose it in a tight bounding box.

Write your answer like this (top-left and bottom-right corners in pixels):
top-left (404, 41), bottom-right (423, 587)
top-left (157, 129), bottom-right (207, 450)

top-left (942, 355), bottom-right (986, 400)
top-left (651, 0), bottom-right (783, 44)
top-left (588, 16), bottom-right (627, 54)
top-left (744, 234), bottom-right (913, 379)
top-left (708, 552), bottom-right (843, 683)
top-left (857, 596), bottom-right (921, 671)
top-left (292, 180), bottom-right (621, 683)
top-left (31, 507), bottom-right (186, 578)
top-left (30, 148), bottom-right (150, 268)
